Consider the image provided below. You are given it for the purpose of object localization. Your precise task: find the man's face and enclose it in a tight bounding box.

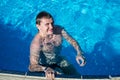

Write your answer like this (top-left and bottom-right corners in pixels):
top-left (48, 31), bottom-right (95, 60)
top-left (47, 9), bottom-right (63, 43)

top-left (37, 18), bottom-right (53, 35)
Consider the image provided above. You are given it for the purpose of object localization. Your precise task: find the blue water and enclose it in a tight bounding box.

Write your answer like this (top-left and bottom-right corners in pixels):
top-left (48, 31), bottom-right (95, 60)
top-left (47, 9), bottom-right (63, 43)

top-left (0, 0), bottom-right (120, 76)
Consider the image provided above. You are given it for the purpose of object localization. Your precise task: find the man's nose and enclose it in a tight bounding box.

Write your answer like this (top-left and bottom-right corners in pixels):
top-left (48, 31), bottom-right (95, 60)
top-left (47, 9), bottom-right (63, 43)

top-left (49, 24), bottom-right (53, 29)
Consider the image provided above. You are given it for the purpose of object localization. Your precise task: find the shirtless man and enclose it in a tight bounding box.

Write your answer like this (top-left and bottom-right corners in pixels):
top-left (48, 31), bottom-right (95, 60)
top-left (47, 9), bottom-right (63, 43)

top-left (29, 11), bottom-right (86, 80)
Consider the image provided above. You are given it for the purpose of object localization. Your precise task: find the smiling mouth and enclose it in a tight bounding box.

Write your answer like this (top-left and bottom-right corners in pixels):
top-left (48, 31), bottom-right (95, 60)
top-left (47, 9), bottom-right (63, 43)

top-left (49, 29), bottom-right (53, 32)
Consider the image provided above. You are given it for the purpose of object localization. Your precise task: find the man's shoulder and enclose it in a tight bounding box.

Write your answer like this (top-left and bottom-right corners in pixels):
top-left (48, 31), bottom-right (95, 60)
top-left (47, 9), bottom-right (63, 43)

top-left (32, 33), bottom-right (41, 42)
top-left (53, 25), bottom-right (64, 34)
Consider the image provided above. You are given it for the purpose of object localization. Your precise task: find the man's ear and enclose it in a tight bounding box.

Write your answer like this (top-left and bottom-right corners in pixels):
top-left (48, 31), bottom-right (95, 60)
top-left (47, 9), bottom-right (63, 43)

top-left (36, 24), bottom-right (40, 30)
top-left (36, 24), bottom-right (39, 28)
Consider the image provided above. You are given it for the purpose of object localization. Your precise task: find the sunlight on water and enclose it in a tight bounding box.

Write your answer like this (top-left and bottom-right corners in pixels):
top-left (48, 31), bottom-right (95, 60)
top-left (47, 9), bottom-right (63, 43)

top-left (0, 0), bottom-right (120, 75)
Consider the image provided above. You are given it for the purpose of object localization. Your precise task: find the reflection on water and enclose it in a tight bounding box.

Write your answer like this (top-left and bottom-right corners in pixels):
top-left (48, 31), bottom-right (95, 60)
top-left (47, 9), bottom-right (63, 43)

top-left (0, 0), bottom-right (120, 75)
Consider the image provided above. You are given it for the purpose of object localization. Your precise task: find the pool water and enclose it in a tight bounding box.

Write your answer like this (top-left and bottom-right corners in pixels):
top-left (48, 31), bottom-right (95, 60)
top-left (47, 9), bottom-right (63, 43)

top-left (0, 0), bottom-right (120, 76)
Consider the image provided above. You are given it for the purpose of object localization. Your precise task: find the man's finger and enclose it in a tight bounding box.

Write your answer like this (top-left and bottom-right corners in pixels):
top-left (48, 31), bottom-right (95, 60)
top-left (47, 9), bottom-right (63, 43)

top-left (45, 72), bottom-right (48, 79)
top-left (76, 57), bottom-right (82, 64)
top-left (51, 72), bottom-right (55, 80)
top-left (46, 72), bottom-right (50, 79)
top-left (76, 56), bottom-right (85, 66)
top-left (45, 71), bottom-right (55, 80)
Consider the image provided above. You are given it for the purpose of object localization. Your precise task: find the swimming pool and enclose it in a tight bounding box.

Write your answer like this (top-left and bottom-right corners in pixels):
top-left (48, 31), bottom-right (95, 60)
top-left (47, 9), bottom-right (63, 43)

top-left (0, 0), bottom-right (120, 76)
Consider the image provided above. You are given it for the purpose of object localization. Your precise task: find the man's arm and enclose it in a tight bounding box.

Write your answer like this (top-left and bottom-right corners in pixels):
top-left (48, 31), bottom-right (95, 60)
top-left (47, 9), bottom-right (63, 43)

top-left (61, 29), bottom-right (86, 66)
top-left (29, 35), bottom-right (56, 80)
top-left (61, 29), bottom-right (82, 56)
top-left (29, 35), bottom-right (46, 72)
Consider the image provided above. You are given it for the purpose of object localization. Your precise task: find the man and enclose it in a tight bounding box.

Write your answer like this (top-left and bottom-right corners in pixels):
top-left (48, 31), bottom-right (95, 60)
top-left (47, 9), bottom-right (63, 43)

top-left (29, 11), bottom-right (86, 80)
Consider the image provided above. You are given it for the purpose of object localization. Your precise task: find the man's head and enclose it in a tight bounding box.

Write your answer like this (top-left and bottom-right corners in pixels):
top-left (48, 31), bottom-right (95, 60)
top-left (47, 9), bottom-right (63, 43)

top-left (36, 11), bottom-right (54, 35)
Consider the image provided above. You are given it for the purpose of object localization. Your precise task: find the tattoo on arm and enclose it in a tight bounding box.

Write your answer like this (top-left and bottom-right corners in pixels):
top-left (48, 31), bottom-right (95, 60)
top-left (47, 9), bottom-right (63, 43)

top-left (29, 37), bottom-right (44, 71)
top-left (62, 29), bottom-right (82, 56)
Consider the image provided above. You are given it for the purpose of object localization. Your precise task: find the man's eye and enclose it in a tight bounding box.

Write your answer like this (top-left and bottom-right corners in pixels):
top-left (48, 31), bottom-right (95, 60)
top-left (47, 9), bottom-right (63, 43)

top-left (45, 23), bottom-right (49, 25)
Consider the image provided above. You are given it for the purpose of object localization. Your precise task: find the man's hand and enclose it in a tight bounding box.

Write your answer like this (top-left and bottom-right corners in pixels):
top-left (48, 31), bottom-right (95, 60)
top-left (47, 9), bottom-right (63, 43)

top-left (29, 65), bottom-right (44, 72)
top-left (76, 55), bottom-right (86, 66)
top-left (44, 67), bottom-right (55, 80)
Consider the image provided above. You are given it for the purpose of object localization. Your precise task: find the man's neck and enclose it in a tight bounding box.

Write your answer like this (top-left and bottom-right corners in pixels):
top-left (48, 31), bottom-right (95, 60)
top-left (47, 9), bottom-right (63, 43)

top-left (38, 32), bottom-right (53, 38)
top-left (38, 32), bottom-right (46, 38)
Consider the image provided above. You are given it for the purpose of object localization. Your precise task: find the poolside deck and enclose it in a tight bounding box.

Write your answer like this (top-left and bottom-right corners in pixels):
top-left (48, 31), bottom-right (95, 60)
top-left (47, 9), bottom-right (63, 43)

top-left (0, 71), bottom-right (120, 80)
